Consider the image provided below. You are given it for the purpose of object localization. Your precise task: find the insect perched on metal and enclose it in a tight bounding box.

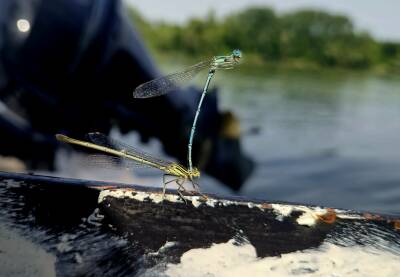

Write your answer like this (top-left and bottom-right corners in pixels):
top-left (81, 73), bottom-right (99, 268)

top-left (56, 133), bottom-right (202, 200)
top-left (133, 49), bottom-right (242, 175)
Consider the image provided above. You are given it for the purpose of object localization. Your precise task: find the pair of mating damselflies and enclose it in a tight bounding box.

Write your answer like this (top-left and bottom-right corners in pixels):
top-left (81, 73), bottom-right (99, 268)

top-left (57, 50), bottom-right (241, 198)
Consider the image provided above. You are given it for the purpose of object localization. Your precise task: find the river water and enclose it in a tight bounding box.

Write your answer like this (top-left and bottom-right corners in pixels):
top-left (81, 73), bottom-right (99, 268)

top-left (215, 69), bottom-right (400, 215)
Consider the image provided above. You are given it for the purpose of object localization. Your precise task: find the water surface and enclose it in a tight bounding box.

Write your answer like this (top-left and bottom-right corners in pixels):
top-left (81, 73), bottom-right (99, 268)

top-left (215, 70), bottom-right (400, 214)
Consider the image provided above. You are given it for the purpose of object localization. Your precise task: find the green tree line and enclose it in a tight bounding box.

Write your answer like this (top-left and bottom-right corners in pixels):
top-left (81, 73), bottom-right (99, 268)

top-left (129, 7), bottom-right (400, 71)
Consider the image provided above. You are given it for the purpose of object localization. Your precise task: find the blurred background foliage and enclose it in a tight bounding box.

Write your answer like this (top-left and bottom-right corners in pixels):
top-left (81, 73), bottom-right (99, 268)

top-left (128, 6), bottom-right (400, 72)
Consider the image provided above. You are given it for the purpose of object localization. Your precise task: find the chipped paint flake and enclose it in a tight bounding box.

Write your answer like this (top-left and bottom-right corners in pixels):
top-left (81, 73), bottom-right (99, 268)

top-left (317, 208), bottom-right (337, 224)
top-left (132, 191), bottom-right (148, 202)
top-left (296, 210), bottom-right (318, 226)
top-left (148, 241), bottom-right (177, 256)
top-left (271, 204), bottom-right (294, 217)
top-left (98, 189), bottom-right (132, 203)
top-left (295, 207), bottom-right (327, 227)
top-left (99, 189), bottom-right (185, 205)
top-left (191, 196), bottom-right (204, 208)
top-left (271, 204), bottom-right (353, 227)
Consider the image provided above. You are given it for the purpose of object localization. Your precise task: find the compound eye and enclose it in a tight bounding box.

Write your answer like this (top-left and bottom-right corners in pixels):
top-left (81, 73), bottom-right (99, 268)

top-left (233, 49), bottom-right (242, 58)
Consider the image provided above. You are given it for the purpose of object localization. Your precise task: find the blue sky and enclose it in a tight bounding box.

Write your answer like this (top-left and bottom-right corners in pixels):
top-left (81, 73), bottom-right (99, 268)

top-left (126, 0), bottom-right (400, 42)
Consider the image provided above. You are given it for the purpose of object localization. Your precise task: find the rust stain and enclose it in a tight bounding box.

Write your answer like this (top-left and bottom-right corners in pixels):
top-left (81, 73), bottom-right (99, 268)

top-left (394, 220), bottom-right (400, 231)
top-left (93, 187), bottom-right (137, 192)
top-left (317, 208), bottom-right (337, 224)
top-left (94, 186), bottom-right (118, 190)
top-left (363, 213), bottom-right (383, 221)
top-left (261, 203), bottom-right (272, 209)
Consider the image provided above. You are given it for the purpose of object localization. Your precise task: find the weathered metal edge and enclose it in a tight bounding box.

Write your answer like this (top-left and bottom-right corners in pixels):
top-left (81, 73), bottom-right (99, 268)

top-left (0, 170), bottom-right (399, 226)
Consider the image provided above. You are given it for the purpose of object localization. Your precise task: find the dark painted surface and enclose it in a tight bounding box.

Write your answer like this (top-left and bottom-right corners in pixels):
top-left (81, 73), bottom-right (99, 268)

top-left (0, 171), bottom-right (399, 276)
top-left (100, 195), bottom-right (334, 262)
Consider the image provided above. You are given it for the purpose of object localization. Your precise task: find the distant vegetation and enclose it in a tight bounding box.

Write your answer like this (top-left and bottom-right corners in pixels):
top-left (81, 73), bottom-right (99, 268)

top-left (128, 6), bottom-right (400, 72)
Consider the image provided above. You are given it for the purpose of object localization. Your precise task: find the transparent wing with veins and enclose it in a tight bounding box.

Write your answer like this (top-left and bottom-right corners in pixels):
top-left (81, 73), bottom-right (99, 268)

top-left (86, 132), bottom-right (173, 169)
top-left (132, 60), bottom-right (212, 98)
top-left (84, 154), bottom-right (152, 170)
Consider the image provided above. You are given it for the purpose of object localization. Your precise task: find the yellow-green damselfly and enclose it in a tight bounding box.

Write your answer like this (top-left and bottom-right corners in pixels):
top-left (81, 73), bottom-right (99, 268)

top-left (56, 133), bottom-right (201, 200)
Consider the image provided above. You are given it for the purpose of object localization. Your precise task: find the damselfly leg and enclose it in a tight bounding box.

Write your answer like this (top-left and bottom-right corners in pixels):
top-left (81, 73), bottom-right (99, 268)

top-left (162, 174), bottom-right (189, 203)
top-left (175, 178), bottom-right (188, 204)
top-left (190, 179), bottom-right (208, 200)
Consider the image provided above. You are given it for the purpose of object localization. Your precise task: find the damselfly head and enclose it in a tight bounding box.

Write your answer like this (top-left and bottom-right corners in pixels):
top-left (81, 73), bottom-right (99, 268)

top-left (232, 49), bottom-right (242, 61)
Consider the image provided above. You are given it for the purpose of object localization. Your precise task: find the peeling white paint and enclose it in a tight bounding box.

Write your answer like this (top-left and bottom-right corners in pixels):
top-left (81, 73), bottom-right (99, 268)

top-left (190, 196), bottom-right (204, 208)
top-left (98, 189), bottom-right (365, 227)
top-left (99, 189), bottom-right (130, 202)
top-left (206, 198), bottom-right (217, 208)
top-left (132, 191), bottom-right (149, 202)
top-left (295, 207), bottom-right (326, 227)
top-left (296, 212), bottom-right (318, 226)
top-left (99, 189), bottom-right (262, 210)
top-left (148, 241), bottom-right (178, 257)
top-left (332, 209), bottom-right (364, 220)
top-left (270, 204), bottom-right (360, 227)
top-left (160, 241), bottom-right (176, 251)
top-left (99, 190), bottom-right (186, 205)
top-left (160, 240), bottom-right (400, 277)
top-left (269, 204), bottom-right (325, 226)
top-left (271, 204), bottom-right (294, 217)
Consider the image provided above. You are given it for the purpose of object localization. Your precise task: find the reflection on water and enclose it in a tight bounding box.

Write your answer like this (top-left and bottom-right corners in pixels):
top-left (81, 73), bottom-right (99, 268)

top-left (216, 71), bottom-right (400, 214)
